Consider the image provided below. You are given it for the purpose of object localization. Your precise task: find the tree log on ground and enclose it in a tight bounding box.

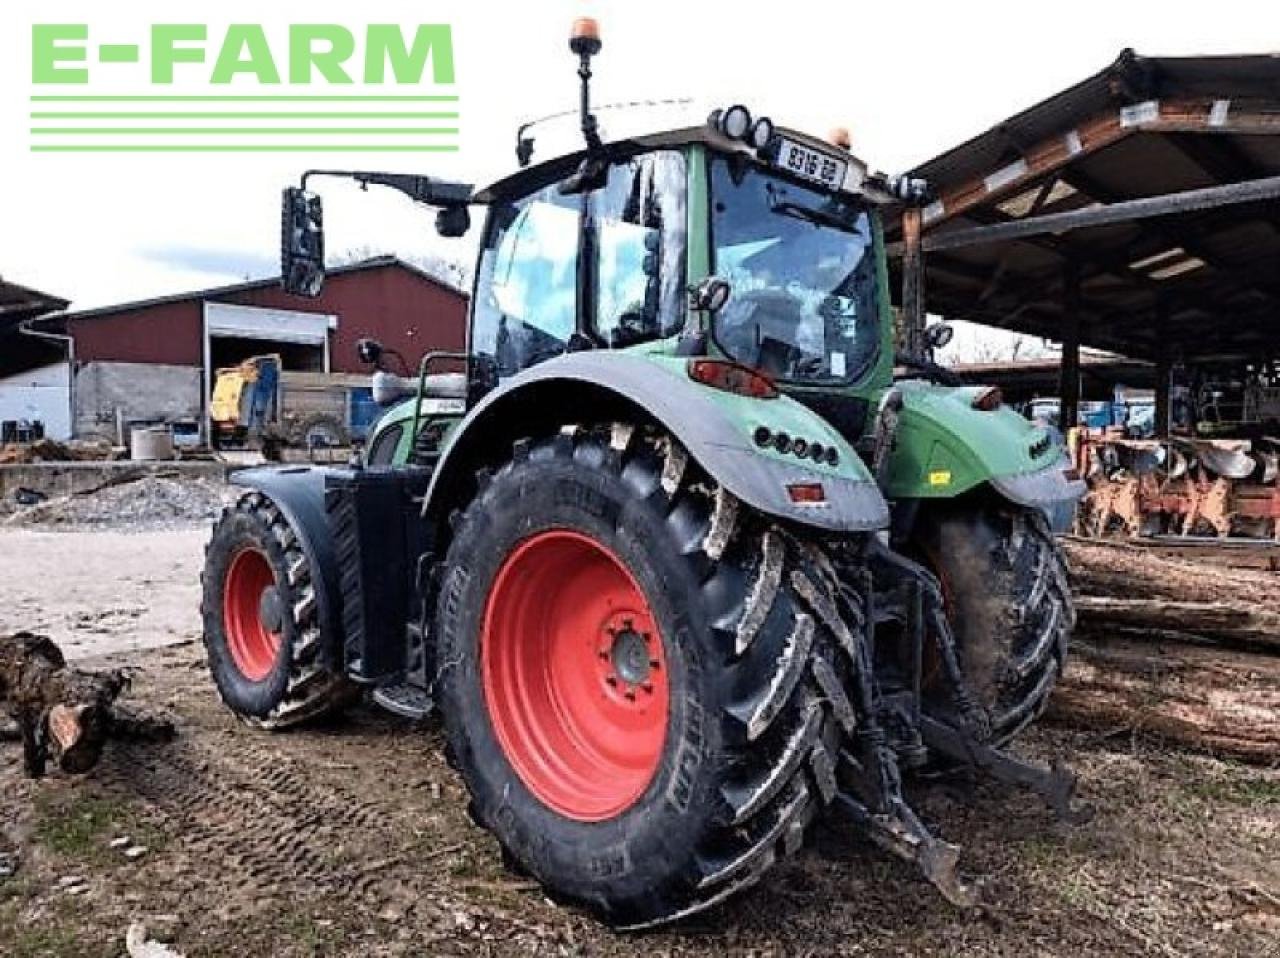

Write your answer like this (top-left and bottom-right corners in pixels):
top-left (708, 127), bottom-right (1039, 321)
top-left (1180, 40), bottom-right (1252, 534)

top-left (1056, 538), bottom-right (1280, 763)
top-left (0, 632), bottom-right (174, 778)
top-left (1050, 633), bottom-right (1280, 763)
top-left (1075, 597), bottom-right (1280, 652)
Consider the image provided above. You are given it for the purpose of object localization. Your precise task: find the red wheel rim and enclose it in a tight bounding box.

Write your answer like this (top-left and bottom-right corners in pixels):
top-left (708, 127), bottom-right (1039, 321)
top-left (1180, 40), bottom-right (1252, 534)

top-left (223, 547), bottom-right (283, 682)
top-left (482, 530), bottom-right (670, 822)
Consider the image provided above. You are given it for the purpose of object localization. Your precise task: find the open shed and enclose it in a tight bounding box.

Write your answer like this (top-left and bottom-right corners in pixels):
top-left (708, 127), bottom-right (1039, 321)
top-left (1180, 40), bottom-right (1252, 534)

top-left (896, 50), bottom-right (1280, 433)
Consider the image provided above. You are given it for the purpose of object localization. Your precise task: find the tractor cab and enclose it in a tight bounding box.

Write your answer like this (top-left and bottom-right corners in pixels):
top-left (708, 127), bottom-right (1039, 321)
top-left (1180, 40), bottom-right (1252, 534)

top-left (466, 120), bottom-right (898, 403)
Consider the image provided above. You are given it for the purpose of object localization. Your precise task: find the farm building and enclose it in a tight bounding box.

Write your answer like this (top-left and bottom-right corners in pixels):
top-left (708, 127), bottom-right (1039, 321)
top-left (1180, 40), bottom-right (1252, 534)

top-left (23, 256), bottom-right (467, 442)
top-left (0, 278), bottom-right (72, 440)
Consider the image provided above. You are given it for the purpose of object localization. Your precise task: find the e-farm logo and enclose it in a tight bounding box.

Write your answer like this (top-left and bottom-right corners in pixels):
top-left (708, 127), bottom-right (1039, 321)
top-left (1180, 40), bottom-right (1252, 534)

top-left (29, 24), bottom-right (459, 153)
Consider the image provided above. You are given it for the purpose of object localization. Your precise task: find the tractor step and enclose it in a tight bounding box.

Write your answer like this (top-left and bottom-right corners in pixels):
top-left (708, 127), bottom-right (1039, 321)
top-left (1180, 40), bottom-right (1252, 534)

top-left (371, 684), bottom-right (434, 721)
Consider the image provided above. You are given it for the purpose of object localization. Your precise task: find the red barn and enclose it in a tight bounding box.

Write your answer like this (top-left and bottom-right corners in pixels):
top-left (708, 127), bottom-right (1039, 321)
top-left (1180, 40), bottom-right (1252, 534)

top-left (35, 257), bottom-right (467, 441)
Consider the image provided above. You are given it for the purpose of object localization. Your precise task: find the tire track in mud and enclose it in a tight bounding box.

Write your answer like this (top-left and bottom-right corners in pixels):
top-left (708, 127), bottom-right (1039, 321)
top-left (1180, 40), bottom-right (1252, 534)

top-left (94, 729), bottom-right (424, 914)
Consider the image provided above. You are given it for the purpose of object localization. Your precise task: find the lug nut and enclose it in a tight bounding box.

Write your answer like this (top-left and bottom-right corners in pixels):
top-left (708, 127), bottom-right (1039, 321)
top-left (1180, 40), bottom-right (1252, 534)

top-left (825, 447), bottom-right (839, 466)
top-left (773, 432), bottom-right (792, 454)
top-left (809, 441), bottom-right (824, 462)
top-left (792, 437), bottom-right (808, 457)
top-left (753, 425), bottom-right (772, 447)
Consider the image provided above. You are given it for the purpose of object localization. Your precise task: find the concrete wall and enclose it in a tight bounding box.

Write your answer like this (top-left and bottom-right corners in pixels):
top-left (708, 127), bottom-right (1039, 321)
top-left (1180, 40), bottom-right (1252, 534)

top-left (0, 361), bottom-right (72, 439)
top-left (74, 361), bottom-right (202, 439)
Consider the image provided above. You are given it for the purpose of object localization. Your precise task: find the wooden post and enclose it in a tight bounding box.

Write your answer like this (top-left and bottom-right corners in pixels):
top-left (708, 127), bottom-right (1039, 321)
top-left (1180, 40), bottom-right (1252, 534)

top-left (1154, 300), bottom-right (1172, 439)
top-left (901, 207), bottom-right (925, 357)
top-left (1059, 262), bottom-right (1081, 431)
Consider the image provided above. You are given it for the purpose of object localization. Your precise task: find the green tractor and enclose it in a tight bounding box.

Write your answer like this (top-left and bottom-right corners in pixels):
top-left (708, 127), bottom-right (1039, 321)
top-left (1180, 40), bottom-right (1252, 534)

top-left (201, 19), bottom-right (1087, 927)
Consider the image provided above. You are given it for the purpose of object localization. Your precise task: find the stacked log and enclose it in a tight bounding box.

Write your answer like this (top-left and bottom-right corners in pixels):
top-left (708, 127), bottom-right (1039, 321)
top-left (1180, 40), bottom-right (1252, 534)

top-left (1051, 538), bottom-right (1280, 763)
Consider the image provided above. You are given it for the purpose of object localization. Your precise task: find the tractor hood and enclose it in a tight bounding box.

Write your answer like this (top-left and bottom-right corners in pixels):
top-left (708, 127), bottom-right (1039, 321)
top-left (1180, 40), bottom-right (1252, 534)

top-left (882, 381), bottom-right (1086, 508)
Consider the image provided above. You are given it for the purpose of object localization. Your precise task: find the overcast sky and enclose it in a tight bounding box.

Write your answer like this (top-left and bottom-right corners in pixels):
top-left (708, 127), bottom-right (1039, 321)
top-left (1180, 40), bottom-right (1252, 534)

top-left (1, 1), bottom-right (1271, 356)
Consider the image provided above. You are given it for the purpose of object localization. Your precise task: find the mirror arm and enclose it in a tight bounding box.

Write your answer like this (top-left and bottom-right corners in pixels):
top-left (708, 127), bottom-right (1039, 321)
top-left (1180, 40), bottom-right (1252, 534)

top-left (300, 169), bottom-right (476, 208)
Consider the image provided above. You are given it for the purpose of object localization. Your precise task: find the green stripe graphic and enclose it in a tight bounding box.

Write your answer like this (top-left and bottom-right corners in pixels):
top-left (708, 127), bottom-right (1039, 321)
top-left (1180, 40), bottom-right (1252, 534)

top-left (32, 128), bottom-right (459, 135)
top-left (31, 112), bottom-right (459, 119)
top-left (31, 95), bottom-right (459, 102)
top-left (31, 145), bottom-right (462, 153)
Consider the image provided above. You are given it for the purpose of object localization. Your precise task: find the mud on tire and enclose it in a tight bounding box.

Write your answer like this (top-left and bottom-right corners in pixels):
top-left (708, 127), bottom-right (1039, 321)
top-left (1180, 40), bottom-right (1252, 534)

top-left (434, 425), bottom-right (866, 928)
top-left (201, 491), bottom-right (355, 729)
top-left (914, 504), bottom-right (1074, 744)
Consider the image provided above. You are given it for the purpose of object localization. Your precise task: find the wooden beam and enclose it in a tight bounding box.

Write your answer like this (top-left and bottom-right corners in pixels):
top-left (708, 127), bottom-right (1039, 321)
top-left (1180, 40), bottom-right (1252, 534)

top-left (901, 207), bottom-right (926, 356)
top-left (1154, 300), bottom-right (1172, 438)
top-left (924, 174), bottom-right (1280, 253)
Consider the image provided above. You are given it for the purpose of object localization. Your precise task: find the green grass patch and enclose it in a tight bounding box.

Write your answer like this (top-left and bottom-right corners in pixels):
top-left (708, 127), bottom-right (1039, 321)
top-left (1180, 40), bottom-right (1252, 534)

top-left (1184, 777), bottom-right (1280, 807)
top-left (33, 794), bottom-right (124, 860)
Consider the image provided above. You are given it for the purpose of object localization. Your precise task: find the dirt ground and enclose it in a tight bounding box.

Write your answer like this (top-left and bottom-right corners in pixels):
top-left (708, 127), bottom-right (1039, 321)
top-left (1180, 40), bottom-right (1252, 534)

top-left (0, 528), bottom-right (207, 660)
top-left (1, 522), bottom-right (1278, 957)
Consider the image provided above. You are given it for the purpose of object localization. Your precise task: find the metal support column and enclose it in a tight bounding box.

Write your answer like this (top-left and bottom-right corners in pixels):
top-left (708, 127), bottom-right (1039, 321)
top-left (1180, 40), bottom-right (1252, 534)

top-left (1059, 262), bottom-right (1081, 431)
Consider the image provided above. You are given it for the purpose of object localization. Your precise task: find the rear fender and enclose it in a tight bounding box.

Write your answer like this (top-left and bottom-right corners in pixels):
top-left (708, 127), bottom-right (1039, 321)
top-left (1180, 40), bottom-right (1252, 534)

top-left (423, 352), bottom-right (889, 536)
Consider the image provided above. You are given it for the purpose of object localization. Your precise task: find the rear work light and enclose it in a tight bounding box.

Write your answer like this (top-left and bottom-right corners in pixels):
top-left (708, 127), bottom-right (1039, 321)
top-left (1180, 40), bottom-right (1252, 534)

top-left (971, 386), bottom-right (1003, 411)
top-left (687, 359), bottom-right (779, 399)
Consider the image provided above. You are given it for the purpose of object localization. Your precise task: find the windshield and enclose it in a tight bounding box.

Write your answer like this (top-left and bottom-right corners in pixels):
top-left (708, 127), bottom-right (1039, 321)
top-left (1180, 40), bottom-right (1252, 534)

top-left (710, 157), bottom-right (882, 384)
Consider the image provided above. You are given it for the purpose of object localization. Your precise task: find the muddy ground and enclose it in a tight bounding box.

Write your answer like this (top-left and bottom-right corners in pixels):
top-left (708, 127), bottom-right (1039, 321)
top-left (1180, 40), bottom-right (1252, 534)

top-left (1, 522), bottom-right (1278, 957)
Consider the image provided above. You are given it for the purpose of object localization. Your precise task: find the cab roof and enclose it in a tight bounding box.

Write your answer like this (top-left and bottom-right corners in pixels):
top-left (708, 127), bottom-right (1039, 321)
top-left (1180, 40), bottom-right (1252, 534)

top-left (473, 124), bottom-right (890, 205)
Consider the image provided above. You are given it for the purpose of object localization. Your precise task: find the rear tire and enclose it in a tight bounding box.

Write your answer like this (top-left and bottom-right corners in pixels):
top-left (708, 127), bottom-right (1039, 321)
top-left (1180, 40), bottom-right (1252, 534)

top-left (201, 491), bottom-right (354, 729)
top-left (913, 504), bottom-right (1073, 745)
top-left (435, 425), bottom-right (866, 927)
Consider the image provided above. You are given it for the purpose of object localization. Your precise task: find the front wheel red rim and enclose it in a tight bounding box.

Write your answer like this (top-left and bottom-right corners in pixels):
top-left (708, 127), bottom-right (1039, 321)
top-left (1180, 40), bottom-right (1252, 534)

top-left (481, 530), bottom-right (670, 822)
top-left (223, 547), bottom-right (283, 682)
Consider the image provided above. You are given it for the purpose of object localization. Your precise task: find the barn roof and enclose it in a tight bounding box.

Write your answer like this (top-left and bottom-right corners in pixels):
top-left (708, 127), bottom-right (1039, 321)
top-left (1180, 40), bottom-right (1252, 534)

top-left (44, 255), bottom-right (464, 326)
top-left (896, 50), bottom-right (1280, 364)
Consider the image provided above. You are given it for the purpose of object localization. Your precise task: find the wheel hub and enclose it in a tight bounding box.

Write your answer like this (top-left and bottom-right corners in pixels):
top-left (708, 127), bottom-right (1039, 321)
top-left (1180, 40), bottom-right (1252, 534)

top-left (258, 586), bottom-right (284, 635)
top-left (600, 619), bottom-right (658, 698)
top-left (222, 547), bottom-right (283, 683)
top-left (481, 530), bottom-right (670, 822)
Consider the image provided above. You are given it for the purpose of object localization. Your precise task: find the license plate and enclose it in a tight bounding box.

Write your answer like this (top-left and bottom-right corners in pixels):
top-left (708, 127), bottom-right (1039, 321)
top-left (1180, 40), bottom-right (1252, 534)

top-left (774, 138), bottom-right (848, 191)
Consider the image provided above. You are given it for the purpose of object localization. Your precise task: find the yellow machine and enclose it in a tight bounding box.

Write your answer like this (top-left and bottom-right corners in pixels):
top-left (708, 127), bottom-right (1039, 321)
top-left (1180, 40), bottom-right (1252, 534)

top-left (210, 355), bottom-right (281, 447)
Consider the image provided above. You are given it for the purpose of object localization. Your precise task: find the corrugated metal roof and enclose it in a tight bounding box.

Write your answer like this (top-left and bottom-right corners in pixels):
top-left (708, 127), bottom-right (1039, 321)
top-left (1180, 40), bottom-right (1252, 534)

top-left (0, 278), bottom-right (69, 334)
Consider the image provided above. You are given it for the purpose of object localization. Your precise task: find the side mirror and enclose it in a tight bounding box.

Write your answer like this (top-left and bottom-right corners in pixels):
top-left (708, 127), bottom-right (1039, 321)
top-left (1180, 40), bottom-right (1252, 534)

top-left (281, 187), bottom-right (325, 297)
top-left (689, 276), bottom-right (731, 313)
top-left (925, 322), bottom-right (954, 350)
top-left (436, 204), bottom-right (470, 238)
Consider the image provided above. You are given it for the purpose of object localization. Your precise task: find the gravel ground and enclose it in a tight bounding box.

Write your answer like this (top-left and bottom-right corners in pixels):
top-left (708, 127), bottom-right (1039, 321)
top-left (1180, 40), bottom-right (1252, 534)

top-left (2, 477), bottom-right (237, 533)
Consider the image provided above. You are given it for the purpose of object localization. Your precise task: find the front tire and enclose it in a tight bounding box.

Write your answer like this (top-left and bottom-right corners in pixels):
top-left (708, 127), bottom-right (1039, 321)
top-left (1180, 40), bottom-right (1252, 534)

top-left (201, 491), bottom-right (354, 729)
top-left (913, 504), bottom-right (1073, 745)
top-left (435, 426), bottom-right (865, 927)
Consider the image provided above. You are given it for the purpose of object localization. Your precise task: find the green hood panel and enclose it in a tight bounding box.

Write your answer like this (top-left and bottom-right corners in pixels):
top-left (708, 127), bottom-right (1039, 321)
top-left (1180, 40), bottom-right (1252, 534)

top-left (882, 382), bottom-right (1065, 499)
